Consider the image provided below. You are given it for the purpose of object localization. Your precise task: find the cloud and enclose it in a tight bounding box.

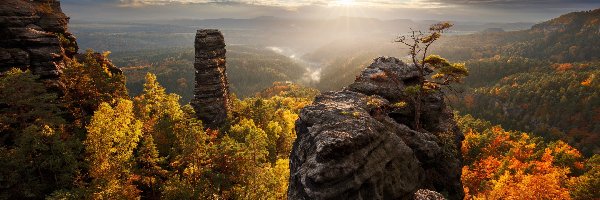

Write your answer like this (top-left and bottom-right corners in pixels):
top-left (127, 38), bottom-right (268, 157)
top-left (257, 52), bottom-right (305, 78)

top-left (115, 0), bottom-right (319, 7)
top-left (422, 0), bottom-right (600, 7)
top-left (425, 0), bottom-right (595, 4)
top-left (60, 0), bottom-right (120, 5)
top-left (60, 0), bottom-right (600, 23)
top-left (67, 0), bottom-right (447, 9)
top-left (61, 0), bottom-right (599, 11)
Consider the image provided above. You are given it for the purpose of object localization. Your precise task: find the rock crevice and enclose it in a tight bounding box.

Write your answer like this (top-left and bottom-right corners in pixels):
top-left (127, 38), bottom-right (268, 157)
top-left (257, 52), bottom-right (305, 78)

top-left (289, 57), bottom-right (464, 200)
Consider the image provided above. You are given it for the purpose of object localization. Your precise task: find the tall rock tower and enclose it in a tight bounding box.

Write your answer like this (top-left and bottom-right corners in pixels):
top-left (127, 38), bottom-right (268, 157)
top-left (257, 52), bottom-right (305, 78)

top-left (191, 29), bottom-right (230, 128)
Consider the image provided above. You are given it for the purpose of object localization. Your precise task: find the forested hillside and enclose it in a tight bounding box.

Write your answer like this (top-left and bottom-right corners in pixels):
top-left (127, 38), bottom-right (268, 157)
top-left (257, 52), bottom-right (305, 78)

top-left (2, 60), bottom-right (596, 198)
top-left (1, 0), bottom-right (599, 198)
top-left (294, 9), bottom-right (600, 155)
top-left (108, 8), bottom-right (600, 155)
top-left (111, 46), bottom-right (307, 102)
top-left (441, 9), bottom-right (600, 155)
top-left (435, 9), bottom-right (600, 62)
top-left (451, 58), bottom-right (600, 155)
top-left (457, 114), bottom-right (599, 199)
top-left (0, 53), bottom-right (316, 198)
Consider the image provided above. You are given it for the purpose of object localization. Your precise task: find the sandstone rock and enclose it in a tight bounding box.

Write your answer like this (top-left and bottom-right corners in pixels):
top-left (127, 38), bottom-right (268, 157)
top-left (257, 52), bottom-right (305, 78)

top-left (414, 189), bottom-right (446, 200)
top-left (0, 0), bottom-right (78, 87)
top-left (191, 29), bottom-right (230, 128)
top-left (289, 57), bottom-right (464, 200)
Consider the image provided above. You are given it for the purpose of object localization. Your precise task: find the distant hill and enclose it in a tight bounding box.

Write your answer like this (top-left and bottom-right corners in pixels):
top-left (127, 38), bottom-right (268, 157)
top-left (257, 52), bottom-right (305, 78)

top-left (71, 17), bottom-right (533, 53)
top-left (521, 9), bottom-right (600, 62)
top-left (101, 8), bottom-right (600, 154)
top-left (445, 9), bottom-right (600, 155)
top-left (112, 46), bottom-right (307, 102)
top-left (436, 8), bottom-right (600, 62)
top-left (284, 9), bottom-right (600, 155)
top-left (454, 58), bottom-right (600, 155)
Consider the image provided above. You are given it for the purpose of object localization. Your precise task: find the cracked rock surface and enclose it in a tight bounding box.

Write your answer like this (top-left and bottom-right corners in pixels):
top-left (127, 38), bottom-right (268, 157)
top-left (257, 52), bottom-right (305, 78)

top-left (289, 57), bottom-right (464, 200)
top-left (1, 0), bottom-right (78, 89)
top-left (191, 29), bottom-right (230, 128)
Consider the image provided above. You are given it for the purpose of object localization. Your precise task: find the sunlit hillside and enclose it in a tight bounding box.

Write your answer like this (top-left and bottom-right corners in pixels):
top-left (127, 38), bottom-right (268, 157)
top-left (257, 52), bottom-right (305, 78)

top-left (0, 0), bottom-right (598, 199)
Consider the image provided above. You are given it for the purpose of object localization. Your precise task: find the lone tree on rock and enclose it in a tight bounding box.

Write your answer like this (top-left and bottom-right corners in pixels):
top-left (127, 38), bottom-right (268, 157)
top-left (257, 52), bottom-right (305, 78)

top-left (395, 22), bottom-right (469, 131)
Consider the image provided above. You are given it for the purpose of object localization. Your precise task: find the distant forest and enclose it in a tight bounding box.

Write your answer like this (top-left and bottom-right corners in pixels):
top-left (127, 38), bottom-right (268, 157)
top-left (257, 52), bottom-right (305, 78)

top-left (1, 3), bottom-right (599, 199)
top-left (107, 9), bottom-right (600, 156)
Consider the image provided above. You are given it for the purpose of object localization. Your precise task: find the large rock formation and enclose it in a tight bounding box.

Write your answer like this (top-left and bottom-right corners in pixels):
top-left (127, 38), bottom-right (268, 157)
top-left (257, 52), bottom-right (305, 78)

top-left (191, 29), bottom-right (230, 128)
top-left (0, 0), bottom-right (78, 89)
top-left (289, 57), bottom-right (464, 200)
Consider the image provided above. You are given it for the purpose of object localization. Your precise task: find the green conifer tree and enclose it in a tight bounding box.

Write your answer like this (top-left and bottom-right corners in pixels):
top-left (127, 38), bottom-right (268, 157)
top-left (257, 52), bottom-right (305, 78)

top-left (0, 69), bottom-right (79, 199)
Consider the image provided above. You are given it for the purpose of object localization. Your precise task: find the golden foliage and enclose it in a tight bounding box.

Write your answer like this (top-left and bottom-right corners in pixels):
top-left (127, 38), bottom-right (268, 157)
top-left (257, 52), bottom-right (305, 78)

top-left (580, 74), bottom-right (594, 86)
top-left (460, 120), bottom-right (589, 200)
top-left (554, 63), bottom-right (574, 72)
top-left (85, 99), bottom-right (143, 199)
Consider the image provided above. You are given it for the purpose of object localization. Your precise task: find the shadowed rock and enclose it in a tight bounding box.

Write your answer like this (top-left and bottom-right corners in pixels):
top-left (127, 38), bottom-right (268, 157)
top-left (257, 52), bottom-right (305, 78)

top-left (0, 0), bottom-right (78, 90)
top-left (191, 29), bottom-right (230, 128)
top-left (289, 57), bottom-right (464, 200)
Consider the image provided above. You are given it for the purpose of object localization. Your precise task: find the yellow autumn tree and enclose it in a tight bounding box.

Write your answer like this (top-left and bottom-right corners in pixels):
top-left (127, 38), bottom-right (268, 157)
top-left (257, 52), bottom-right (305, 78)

top-left (61, 50), bottom-right (128, 126)
top-left (85, 99), bottom-right (142, 199)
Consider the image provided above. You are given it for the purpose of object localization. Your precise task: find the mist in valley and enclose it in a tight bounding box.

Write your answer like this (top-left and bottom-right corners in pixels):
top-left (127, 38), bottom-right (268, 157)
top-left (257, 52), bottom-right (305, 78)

top-left (71, 9), bottom-right (600, 157)
top-left (71, 16), bottom-right (536, 96)
top-left (2, 0), bottom-right (599, 198)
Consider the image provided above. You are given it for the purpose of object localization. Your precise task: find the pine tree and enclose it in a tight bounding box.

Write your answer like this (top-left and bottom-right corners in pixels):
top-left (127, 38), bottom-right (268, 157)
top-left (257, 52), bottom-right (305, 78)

top-left (0, 69), bottom-right (64, 140)
top-left (133, 72), bottom-right (183, 156)
top-left (0, 69), bottom-right (79, 199)
top-left (395, 22), bottom-right (468, 130)
top-left (134, 133), bottom-right (167, 200)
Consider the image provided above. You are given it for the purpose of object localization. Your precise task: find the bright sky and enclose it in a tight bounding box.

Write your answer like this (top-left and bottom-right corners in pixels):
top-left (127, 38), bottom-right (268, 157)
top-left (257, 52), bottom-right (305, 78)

top-left (61, 0), bottom-right (600, 22)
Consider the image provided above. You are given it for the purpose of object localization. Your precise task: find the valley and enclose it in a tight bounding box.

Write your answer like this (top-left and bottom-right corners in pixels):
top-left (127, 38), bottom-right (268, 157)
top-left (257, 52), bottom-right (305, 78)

top-left (1, 0), bottom-right (598, 199)
top-left (75, 11), bottom-right (599, 156)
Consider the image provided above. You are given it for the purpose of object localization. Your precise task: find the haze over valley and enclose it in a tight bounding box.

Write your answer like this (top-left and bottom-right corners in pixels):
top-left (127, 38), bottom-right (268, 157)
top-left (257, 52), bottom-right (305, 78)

top-left (67, 6), bottom-right (600, 157)
top-left (1, 0), bottom-right (598, 199)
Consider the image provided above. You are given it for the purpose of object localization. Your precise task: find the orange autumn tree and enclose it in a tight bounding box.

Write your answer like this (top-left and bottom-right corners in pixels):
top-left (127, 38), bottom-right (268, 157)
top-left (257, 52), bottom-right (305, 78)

top-left (457, 114), bottom-right (591, 200)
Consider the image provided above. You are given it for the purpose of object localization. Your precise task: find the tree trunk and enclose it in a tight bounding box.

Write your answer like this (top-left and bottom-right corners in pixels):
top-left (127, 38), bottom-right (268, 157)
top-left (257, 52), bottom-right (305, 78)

top-left (414, 89), bottom-right (422, 131)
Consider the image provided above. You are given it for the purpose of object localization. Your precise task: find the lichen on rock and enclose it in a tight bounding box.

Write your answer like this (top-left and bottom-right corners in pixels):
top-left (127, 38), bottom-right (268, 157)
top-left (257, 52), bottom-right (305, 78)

top-left (289, 57), bottom-right (464, 200)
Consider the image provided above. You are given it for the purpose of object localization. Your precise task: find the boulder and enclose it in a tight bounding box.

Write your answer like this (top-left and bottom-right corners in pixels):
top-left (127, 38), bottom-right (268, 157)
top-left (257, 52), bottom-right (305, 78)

top-left (289, 57), bottom-right (464, 200)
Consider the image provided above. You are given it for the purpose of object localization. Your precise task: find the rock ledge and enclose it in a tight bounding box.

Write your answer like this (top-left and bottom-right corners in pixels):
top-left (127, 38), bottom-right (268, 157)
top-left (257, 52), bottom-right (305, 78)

top-left (289, 57), bottom-right (464, 200)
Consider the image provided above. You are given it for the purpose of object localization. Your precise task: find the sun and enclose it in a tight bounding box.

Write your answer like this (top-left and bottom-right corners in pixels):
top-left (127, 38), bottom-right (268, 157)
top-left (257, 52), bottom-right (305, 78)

top-left (335, 0), bottom-right (356, 6)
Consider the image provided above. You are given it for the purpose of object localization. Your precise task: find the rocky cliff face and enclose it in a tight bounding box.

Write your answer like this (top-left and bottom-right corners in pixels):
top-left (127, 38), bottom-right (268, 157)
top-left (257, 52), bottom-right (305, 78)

top-left (0, 0), bottom-right (78, 89)
top-left (191, 29), bottom-right (230, 128)
top-left (289, 57), bottom-right (464, 200)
